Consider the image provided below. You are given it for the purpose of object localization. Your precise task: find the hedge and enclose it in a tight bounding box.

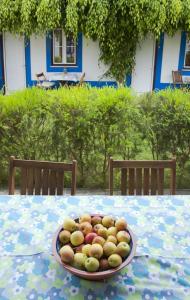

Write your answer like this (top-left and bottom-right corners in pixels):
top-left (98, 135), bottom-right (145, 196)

top-left (0, 86), bottom-right (190, 189)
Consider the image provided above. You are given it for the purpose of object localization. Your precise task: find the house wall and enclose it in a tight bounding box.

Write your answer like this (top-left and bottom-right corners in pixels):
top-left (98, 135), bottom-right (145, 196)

top-left (153, 31), bottom-right (190, 89)
top-left (131, 36), bottom-right (155, 93)
top-left (29, 35), bottom-right (111, 84)
top-left (3, 33), bottom-right (26, 93)
top-left (3, 31), bottom-right (187, 93)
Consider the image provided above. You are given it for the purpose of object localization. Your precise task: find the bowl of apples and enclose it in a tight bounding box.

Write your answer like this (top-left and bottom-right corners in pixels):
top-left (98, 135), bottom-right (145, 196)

top-left (52, 214), bottom-right (137, 280)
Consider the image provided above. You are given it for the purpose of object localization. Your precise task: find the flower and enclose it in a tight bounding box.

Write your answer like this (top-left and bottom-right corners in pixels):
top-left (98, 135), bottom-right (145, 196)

top-left (69, 286), bottom-right (79, 296)
top-left (13, 285), bottom-right (23, 295)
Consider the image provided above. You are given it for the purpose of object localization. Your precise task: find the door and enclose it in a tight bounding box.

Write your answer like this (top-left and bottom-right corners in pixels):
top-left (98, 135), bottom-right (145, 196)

top-left (4, 33), bottom-right (26, 93)
top-left (0, 34), bottom-right (4, 92)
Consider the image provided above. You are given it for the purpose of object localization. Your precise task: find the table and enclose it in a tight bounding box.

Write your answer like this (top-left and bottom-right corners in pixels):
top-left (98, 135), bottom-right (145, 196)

top-left (0, 195), bottom-right (190, 299)
top-left (47, 73), bottom-right (80, 83)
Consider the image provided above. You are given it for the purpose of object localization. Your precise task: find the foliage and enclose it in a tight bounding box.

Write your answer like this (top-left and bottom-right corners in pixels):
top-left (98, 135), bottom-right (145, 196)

top-left (139, 88), bottom-right (190, 187)
top-left (1, 1), bottom-right (190, 82)
top-left (1, 86), bottom-right (190, 189)
top-left (0, 86), bottom-right (142, 188)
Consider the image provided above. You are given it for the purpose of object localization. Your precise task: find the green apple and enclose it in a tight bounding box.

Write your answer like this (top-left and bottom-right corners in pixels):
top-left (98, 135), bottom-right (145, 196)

top-left (72, 253), bottom-right (87, 269)
top-left (107, 226), bottom-right (118, 237)
top-left (89, 243), bottom-right (103, 259)
top-left (85, 257), bottom-right (99, 272)
top-left (116, 242), bottom-right (130, 257)
top-left (117, 231), bottom-right (130, 243)
top-left (70, 231), bottom-right (84, 246)
top-left (98, 227), bottom-right (108, 239)
top-left (107, 235), bottom-right (117, 245)
top-left (79, 214), bottom-right (91, 224)
top-left (102, 216), bottom-right (114, 228)
top-left (63, 217), bottom-right (77, 232)
top-left (82, 244), bottom-right (91, 256)
top-left (93, 223), bottom-right (104, 233)
top-left (108, 254), bottom-right (122, 267)
top-left (59, 230), bottom-right (71, 244)
top-left (103, 242), bottom-right (117, 257)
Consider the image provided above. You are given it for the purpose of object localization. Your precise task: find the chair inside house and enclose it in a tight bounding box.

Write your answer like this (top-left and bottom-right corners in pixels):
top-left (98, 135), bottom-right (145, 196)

top-left (109, 158), bottom-right (176, 195)
top-left (172, 70), bottom-right (183, 85)
top-left (36, 72), bottom-right (57, 89)
top-left (8, 156), bottom-right (77, 195)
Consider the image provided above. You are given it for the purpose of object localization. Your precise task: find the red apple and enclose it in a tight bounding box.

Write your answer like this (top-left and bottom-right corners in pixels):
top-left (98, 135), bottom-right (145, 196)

top-left (85, 232), bottom-right (98, 244)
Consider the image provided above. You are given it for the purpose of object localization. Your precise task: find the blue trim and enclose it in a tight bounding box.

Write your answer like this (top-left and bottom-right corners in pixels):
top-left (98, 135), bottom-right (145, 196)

top-left (0, 34), bottom-right (5, 90)
top-left (153, 32), bottom-right (189, 90)
top-left (25, 38), bottom-right (35, 87)
top-left (126, 75), bottom-right (131, 87)
top-left (178, 31), bottom-right (190, 75)
top-left (153, 33), bottom-right (166, 90)
top-left (46, 32), bottom-right (82, 72)
top-left (86, 81), bottom-right (117, 87)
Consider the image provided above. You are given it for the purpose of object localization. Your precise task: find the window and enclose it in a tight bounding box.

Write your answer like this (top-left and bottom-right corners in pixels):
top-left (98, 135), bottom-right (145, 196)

top-left (184, 36), bottom-right (190, 68)
top-left (53, 29), bottom-right (76, 65)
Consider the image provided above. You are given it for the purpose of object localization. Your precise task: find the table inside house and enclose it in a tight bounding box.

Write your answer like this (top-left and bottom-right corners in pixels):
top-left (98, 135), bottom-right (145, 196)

top-left (0, 195), bottom-right (190, 299)
top-left (47, 72), bottom-right (80, 83)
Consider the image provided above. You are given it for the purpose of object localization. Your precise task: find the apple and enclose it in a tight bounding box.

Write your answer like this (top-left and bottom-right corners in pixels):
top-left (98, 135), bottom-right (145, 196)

top-left (70, 231), bottom-right (84, 246)
top-left (59, 245), bottom-right (74, 264)
top-left (93, 223), bottom-right (104, 233)
top-left (89, 243), bottom-right (103, 259)
top-left (102, 216), bottom-right (114, 228)
top-left (115, 218), bottom-right (127, 231)
top-left (91, 216), bottom-right (102, 226)
top-left (85, 232), bottom-right (97, 244)
top-left (79, 214), bottom-right (91, 224)
top-left (79, 222), bottom-right (92, 235)
top-left (82, 244), bottom-right (91, 256)
top-left (59, 230), bottom-right (71, 244)
top-left (72, 253), bottom-right (87, 269)
top-left (103, 242), bottom-right (117, 257)
top-left (107, 226), bottom-right (118, 237)
top-left (85, 257), bottom-right (99, 272)
top-left (75, 244), bottom-right (84, 253)
top-left (98, 227), bottom-right (108, 239)
top-left (63, 217), bottom-right (77, 232)
top-left (116, 242), bottom-right (130, 257)
top-left (107, 235), bottom-right (117, 245)
top-left (99, 258), bottom-right (109, 271)
top-left (92, 236), bottom-right (105, 246)
top-left (108, 254), bottom-right (122, 267)
top-left (117, 231), bottom-right (130, 243)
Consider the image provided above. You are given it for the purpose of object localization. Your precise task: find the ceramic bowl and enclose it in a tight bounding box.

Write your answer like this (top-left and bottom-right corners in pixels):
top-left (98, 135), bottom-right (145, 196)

top-left (52, 215), bottom-right (137, 280)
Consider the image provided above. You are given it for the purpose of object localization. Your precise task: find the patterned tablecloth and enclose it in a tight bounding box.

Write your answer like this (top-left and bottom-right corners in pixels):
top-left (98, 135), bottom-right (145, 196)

top-left (0, 195), bottom-right (190, 300)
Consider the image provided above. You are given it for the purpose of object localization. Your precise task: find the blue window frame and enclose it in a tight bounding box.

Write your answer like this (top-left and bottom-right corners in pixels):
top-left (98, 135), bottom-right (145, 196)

top-left (178, 32), bottom-right (190, 75)
top-left (0, 34), bottom-right (4, 91)
top-left (46, 31), bottom-right (82, 73)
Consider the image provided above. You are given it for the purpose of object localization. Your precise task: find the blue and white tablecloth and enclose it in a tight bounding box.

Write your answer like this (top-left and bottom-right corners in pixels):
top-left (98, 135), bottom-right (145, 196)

top-left (0, 195), bottom-right (190, 299)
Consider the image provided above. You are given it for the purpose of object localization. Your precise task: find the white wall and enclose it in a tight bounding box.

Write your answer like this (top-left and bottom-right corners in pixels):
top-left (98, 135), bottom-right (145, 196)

top-left (131, 37), bottom-right (155, 93)
top-left (4, 33), bottom-right (26, 93)
top-left (30, 35), bottom-right (111, 82)
top-left (161, 32), bottom-right (181, 83)
top-left (82, 37), bottom-right (111, 81)
top-left (30, 35), bottom-right (46, 81)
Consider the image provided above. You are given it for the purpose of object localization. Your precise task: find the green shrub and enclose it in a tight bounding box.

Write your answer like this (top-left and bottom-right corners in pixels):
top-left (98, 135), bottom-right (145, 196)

top-left (139, 88), bottom-right (190, 188)
top-left (1, 86), bottom-right (190, 190)
top-left (0, 86), bottom-right (142, 188)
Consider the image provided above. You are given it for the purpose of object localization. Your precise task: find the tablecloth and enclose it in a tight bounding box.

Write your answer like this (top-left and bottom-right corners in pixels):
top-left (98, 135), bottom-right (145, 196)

top-left (0, 195), bottom-right (190, 299)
